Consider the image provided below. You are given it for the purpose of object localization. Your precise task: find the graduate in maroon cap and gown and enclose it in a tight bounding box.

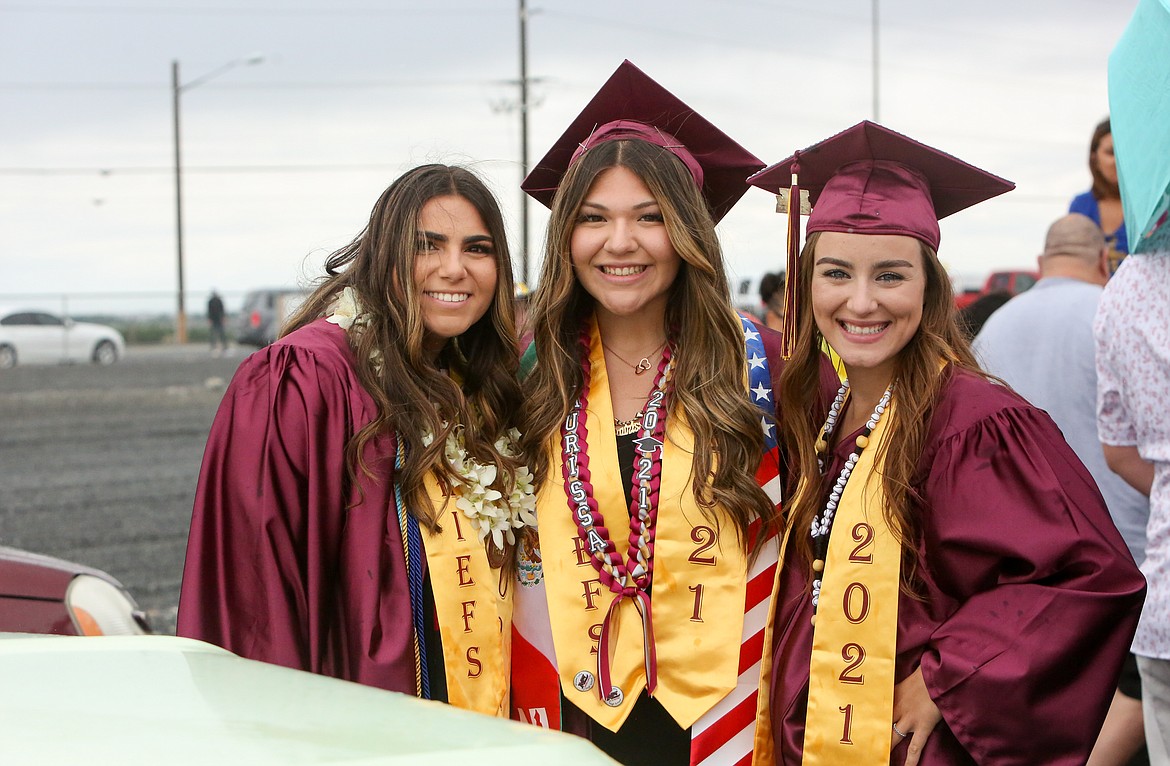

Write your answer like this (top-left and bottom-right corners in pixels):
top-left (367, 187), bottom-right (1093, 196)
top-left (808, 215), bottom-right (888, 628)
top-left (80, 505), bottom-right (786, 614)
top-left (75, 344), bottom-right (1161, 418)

top-left (748, 122), bottom-right (1145, 765)
top-left (177, 165), bottom-right (536, 717)
top-left (510, 61), bottom-right (805, 766)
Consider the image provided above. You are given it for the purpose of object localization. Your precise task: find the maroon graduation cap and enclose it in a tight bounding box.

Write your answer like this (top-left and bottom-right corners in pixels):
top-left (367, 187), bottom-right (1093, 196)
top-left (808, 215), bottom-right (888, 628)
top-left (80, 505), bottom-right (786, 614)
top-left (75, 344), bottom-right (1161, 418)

top-left (522, 60), bottom-right (763, 222)
top-left (747, 121), bottom-right (1014, 355)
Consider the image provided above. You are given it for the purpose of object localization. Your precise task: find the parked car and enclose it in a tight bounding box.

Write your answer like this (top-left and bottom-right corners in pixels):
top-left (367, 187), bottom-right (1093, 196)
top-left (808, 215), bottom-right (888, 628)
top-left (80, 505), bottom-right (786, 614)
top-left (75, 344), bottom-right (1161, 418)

top-left (953, 269), bottom-right (1039, 309)
top-left (236, 287), bottom-right (310, 347)
top-left (0, 308), bottom-right (125, 368)
top-left (0, 545), bottom-right (149, 636)
top-left (0, 634), bottom-right (618, 765)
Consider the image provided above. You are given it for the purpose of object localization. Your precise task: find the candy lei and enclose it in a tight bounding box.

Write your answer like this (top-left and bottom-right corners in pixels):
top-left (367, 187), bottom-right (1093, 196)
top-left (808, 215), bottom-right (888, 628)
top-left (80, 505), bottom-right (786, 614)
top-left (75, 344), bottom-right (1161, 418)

top-left (560, 326), bottom-right (673, 702)
top-left (809, 380), bottom-right (893, 609)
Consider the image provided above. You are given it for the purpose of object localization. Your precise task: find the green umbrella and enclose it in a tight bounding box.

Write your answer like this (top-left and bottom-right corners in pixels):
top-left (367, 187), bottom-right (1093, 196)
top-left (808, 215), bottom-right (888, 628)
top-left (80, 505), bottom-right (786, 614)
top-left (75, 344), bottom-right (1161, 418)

top-left (1109, 0), bottom-right (1170, 255)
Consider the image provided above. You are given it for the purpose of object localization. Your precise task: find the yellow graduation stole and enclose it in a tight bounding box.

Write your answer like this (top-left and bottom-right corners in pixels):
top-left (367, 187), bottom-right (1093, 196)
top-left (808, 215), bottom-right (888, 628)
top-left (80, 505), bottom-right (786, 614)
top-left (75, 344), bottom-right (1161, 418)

top-left (422, 474), bottom-right (512, 717)
top-left (801, 396), bottom-right (901, 763)
top-left (538, 323), bottom-right (750, 732)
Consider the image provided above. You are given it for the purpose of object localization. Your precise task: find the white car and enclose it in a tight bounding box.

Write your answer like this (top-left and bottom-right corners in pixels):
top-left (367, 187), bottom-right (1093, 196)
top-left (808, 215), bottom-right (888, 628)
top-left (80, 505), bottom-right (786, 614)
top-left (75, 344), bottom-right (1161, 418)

top-left (0, 308), bottom-right (125, 368)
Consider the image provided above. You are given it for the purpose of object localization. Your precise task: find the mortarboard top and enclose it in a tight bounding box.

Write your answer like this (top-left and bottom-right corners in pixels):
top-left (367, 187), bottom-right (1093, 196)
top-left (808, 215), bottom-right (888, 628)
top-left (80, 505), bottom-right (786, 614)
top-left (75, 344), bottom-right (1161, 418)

top-left (747, 120), bottom-right (1014, 251)
top-left (522, 60), bottom-right (764, 222)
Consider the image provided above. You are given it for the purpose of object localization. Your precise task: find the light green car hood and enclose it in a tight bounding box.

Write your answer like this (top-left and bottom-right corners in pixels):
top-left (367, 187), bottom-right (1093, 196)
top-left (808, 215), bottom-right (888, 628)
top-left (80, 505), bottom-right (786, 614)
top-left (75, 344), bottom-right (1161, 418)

top-left (0, 634), bottom-right (616, 765)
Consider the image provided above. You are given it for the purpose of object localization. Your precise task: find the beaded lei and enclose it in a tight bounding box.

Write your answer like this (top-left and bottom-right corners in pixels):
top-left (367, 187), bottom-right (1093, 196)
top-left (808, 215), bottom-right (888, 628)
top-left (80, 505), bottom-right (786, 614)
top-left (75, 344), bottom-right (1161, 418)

top-left (809, 380), bottom-right (893, 610)
top-left (560, 325), bottom-right (673, 702)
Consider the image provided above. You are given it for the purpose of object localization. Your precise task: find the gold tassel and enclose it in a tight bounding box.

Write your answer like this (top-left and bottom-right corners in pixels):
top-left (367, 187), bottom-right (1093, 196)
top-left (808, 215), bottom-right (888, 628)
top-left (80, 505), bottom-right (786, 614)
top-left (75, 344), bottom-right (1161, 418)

top-left (781, 168), bottom-right (801, 359)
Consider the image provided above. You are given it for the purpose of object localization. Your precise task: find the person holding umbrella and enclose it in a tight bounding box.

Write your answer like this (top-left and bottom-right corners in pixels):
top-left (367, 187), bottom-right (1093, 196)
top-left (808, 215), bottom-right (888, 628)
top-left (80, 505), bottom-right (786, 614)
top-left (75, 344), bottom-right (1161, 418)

top-left (1099, 3), bottom-right (1170, 761)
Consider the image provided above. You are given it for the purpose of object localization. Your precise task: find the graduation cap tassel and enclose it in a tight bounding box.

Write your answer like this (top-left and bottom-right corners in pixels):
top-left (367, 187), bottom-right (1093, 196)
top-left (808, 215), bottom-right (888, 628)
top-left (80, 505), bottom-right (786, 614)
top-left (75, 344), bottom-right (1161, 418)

top-left (781, 161), bottom-right (802, 359)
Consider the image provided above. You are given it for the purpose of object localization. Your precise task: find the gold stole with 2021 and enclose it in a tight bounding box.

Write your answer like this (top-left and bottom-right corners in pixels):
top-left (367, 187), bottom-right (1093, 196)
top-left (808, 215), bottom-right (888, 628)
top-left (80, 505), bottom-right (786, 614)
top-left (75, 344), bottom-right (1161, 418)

top-left (802, 396), bottom-right (901, 764)
top-left (537, 332), bottom-right (751, 731)
top-left (421, 474), bottom-right (512, 717)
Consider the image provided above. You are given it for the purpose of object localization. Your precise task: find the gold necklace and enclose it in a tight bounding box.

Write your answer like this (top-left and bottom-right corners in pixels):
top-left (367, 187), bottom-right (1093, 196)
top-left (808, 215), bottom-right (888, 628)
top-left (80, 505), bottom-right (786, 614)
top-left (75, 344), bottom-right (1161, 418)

top-left (614, 410), bottom-right (644, 436)
top-left (605, 339), bottom-right (667, 375)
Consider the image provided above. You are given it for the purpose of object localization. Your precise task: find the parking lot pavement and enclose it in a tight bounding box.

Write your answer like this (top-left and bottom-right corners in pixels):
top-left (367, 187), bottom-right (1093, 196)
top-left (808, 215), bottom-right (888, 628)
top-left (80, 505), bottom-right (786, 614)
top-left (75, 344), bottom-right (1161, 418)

top-left (0, 344), bottom-right (248, 634)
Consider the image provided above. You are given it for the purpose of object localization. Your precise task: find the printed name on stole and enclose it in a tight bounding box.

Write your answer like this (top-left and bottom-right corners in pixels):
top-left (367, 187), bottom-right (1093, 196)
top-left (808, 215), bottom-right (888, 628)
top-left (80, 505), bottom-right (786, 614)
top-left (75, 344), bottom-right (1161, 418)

top-left (452, 543), bottom-right (482, 680)
top-left (461, 600), bottom-right (477, 631)
top-left (581, 578), bottom-right (603, 610)
top-left (572, 536), bottom-right (592, 565)
top-left (467, 646), bottom-right (482, 677)
top-left (456, 554), bottom-right (475, 587)
top-left (588, 623), bottom-right (603, 655)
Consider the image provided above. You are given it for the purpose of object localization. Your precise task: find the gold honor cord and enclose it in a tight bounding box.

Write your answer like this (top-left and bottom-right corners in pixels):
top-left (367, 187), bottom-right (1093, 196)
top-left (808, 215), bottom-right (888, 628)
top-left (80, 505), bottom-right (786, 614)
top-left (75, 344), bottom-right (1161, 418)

top-left (422, 474), bottom-right (513, 717)
top-left (803, 399), bottom-right (901, 764)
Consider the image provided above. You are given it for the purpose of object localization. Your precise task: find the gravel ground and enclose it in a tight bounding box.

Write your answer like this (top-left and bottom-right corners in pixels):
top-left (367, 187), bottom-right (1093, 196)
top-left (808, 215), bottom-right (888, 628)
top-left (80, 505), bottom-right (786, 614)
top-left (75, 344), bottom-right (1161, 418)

top-left (0, 344), bottom-right (250, 635)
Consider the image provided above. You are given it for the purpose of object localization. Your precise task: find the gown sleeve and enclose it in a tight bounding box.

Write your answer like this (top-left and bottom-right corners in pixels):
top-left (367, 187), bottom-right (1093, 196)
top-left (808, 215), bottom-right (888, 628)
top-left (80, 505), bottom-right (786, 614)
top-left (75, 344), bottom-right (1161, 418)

top-left (914, 401), bottom-right (1145, 765)
top-left (176, 341), bottom-right (364, 674)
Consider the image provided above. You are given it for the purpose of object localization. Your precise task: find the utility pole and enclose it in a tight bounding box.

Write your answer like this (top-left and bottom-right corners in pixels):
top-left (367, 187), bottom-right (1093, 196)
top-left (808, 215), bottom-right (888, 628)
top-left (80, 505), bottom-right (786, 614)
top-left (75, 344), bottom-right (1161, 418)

top-left (519, 0), bottom-right (531, 285)
top-left (172, 61), bottom-right (186, 343)
top-left (872, 0), bottom-right (881, 123)
top-left (171, 54), bottom-right (263, 344)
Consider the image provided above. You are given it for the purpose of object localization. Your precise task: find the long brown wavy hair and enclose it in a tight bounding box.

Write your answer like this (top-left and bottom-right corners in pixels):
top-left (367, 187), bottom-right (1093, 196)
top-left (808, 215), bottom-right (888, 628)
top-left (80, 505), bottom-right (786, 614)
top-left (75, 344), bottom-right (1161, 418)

top-left (285, 164), bottom-right (524, 530)
top-left (779, 232), bottom-right (986, 588)
top-left (521, 139), bottom-right (775, 551)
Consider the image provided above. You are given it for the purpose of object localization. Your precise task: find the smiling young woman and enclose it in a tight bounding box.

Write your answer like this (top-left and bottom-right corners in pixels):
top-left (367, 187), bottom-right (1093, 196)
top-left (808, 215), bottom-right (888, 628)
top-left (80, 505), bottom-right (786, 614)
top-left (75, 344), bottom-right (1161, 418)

top-left (509, 61), bottom-right (794, 766)
top-left (178, 165), bottom-right (534, 718)
top-left (749, 122), bottom-right (1146, 766)
top-left (413, 194), bottom-right (500, 358)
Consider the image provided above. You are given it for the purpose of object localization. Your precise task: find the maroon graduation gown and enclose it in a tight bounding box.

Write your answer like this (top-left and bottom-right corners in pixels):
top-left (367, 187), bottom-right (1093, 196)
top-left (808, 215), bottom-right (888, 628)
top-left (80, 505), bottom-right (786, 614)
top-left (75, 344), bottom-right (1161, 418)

top-left (770, 368), bottom-right (1145, 764)
top-left (177, 319), bottom-right (418, 694)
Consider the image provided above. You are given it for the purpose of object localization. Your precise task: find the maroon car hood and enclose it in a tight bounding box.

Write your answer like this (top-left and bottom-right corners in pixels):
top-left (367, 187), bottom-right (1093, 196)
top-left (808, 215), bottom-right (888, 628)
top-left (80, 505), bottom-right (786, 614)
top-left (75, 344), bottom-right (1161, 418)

top-left (0, 546), bottom-right (107, 601)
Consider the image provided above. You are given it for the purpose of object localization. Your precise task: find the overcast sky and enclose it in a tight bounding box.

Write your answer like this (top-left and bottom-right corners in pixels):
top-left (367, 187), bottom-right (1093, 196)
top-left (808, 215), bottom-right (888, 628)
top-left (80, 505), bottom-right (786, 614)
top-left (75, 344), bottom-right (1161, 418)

top-left (0, 0), bottom-right (1139, 316)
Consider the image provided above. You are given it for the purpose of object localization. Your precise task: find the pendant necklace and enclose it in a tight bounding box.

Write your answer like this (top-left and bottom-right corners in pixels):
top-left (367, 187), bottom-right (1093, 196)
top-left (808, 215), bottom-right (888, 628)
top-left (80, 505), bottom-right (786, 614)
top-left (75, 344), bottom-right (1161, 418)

top-left (605, 339), bottom-right (667, 375)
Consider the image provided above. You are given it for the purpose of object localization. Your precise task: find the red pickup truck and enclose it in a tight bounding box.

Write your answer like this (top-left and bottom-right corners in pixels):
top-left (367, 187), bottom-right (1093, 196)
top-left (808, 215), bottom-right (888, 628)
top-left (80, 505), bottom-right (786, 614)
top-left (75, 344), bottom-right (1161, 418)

top-left (954, 270), bottom-right (1039, 309)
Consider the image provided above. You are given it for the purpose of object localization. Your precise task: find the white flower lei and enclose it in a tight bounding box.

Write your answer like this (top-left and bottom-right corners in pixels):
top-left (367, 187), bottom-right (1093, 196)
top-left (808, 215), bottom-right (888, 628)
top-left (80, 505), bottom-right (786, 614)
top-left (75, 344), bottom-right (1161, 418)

top-left (423, 425), bottom-right (538, 550)
top-left (328, 287), bottom-right (537, 549)
top-left (327, 286), bottom-right (383, 373)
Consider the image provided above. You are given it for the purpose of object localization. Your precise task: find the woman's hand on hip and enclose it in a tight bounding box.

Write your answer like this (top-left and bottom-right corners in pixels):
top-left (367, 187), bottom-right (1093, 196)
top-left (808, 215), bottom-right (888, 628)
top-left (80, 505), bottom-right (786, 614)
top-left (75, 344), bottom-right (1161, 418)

top-left (891, 666), bottom-right (943, 766)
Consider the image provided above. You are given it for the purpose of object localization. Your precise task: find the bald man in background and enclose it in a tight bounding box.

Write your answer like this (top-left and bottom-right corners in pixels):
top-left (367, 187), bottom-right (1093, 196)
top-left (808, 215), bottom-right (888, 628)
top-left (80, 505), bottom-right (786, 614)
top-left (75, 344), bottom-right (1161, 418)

top-left (974, 212), bottom-right (1149, 766)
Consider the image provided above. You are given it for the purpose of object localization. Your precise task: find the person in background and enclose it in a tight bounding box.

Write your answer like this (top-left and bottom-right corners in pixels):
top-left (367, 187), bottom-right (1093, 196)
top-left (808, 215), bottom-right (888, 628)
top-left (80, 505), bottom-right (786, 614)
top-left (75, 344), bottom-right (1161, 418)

top-left (178, 165), bottom-right (535, 718)
top-left (749, 121), bottom-right (1145, 765)
top-left (1098, 247), bottom-right (1170, 766)
top-left (759, 271), bottom-right (786, 331)
top-left (1071, 118), bottom-right (1129, 271)
top-left (974, 212), bottom-right (1149, 766)
top-left (510, 60), bottom-right (793, 766)
top-left (207, 290), bottom-right (227, 356)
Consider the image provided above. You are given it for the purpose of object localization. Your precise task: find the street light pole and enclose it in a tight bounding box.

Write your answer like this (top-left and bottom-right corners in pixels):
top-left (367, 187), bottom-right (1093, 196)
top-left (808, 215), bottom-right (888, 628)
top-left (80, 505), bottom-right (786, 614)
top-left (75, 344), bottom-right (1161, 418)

top-left (518, 0), bottom-right (531, 286)
top-left (872, 0), bottom-right (881, 123)
top-left (171, 54), bottom-right (263, 344)
top-left (172, 61), bottom-right (187, 344)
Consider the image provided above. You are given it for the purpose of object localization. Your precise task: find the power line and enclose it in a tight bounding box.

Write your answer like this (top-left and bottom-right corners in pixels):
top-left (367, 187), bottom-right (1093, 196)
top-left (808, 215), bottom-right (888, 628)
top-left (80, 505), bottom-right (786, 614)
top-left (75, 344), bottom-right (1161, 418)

top-left (0, 162), bottom-right (512, 176)
top-left (0, 78), bottom-right (520, 91)
top-left (0, 4), bottom-right (506, 16)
